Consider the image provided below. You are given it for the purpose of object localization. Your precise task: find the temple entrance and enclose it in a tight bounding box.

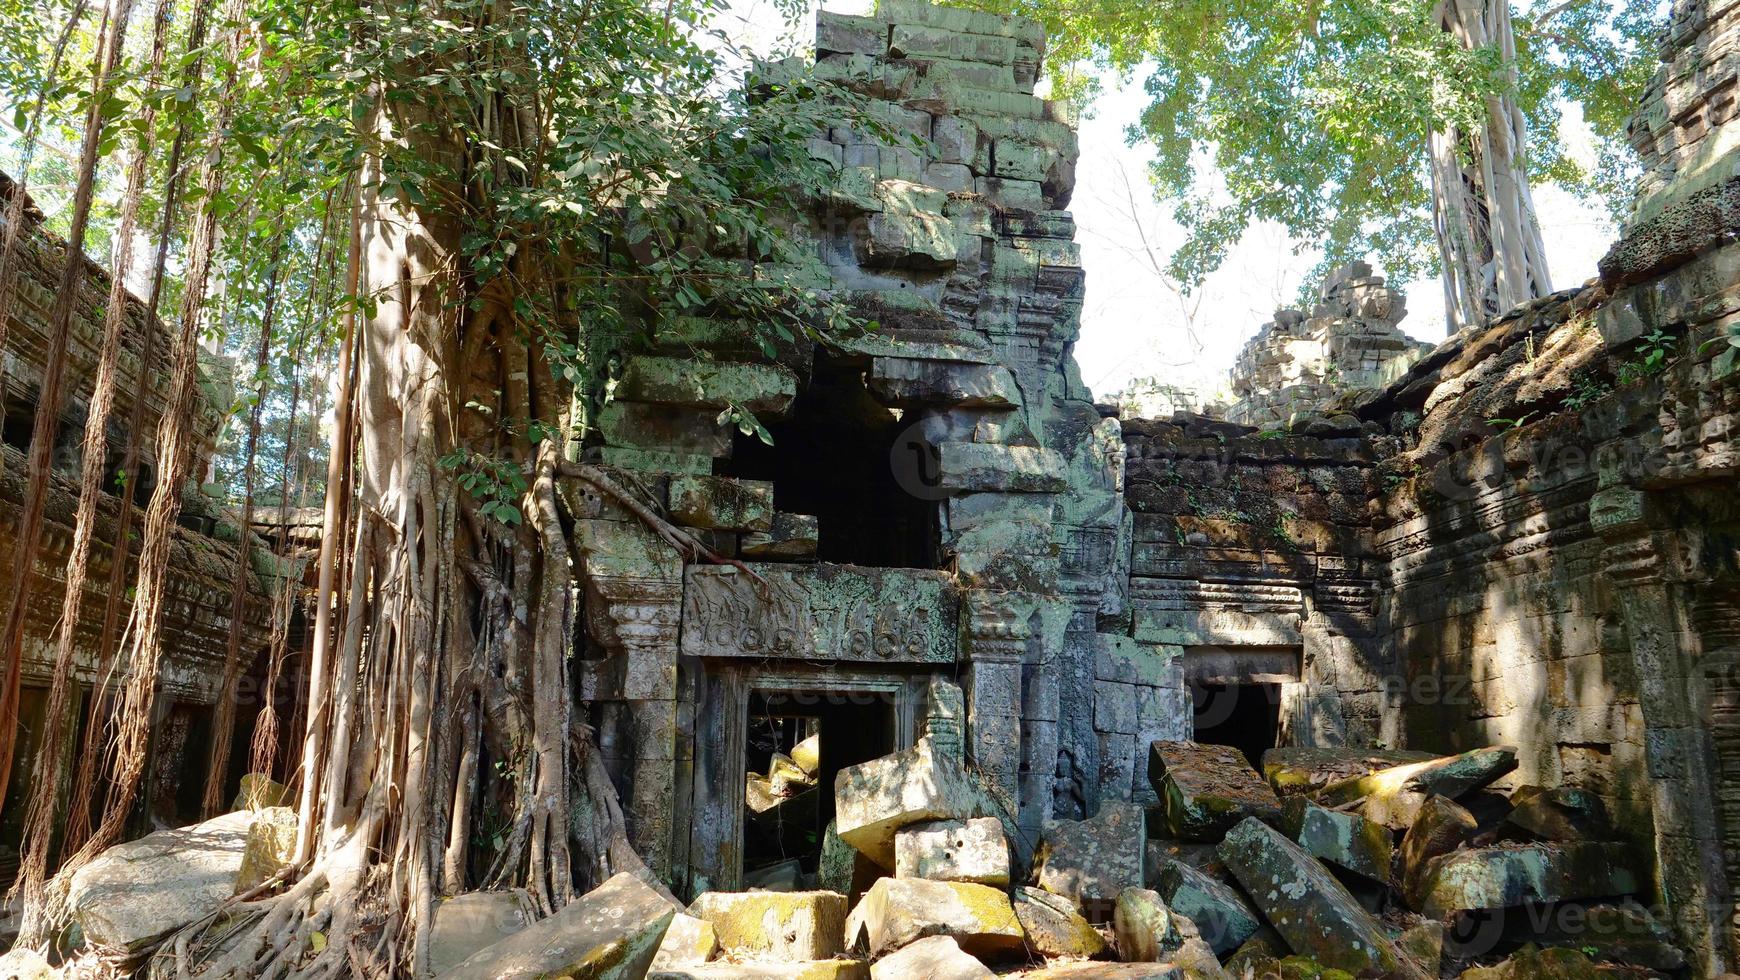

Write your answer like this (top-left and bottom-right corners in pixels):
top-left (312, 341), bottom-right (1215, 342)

top-left (739, 688), bottom-right (896, 889)
top-left (1191, 681), bottom-right (1281, 770)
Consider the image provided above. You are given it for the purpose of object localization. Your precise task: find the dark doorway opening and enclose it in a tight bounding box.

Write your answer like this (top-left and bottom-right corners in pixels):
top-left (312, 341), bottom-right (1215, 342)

top-left (741, 689), bottom-right (896, 888)
top-left (1191, 682), bottom-right (1280, 770)
top-left (718, 352), bottom-right (939, 569)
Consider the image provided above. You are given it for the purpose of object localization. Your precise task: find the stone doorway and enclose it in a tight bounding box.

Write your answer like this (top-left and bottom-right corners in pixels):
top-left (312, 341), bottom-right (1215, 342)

top-left (687, 666), bottom-right (927, 895)
top-left (1191, 682), bottom-right (1281, 771)
top-left (739, 689), bottom-right (897, 888)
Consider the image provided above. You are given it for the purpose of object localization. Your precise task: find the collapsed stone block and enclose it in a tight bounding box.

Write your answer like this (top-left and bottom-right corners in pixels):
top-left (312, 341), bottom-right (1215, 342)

top-left (1259, 747), bottom-right (1437, 797)
top-left (1504, 901), bottom-right (1685, 971)
top-left (1113, 887), bottom-right (1181, 962)
top-left (428, 892), bottom-right (530, 977)
top-left (232, 772), bottom-right (290, 810)
top-left (650, 912), bottom-right (719, 971)
top-left (1217, 818), bottom-right (1420, 978)
top-left (870, 935), bottom-right (995, 980)
top-left (834, 736), bottom-right (997, 869)
top-left (235, 805), bottom-right (297, 892)
top-left (1034, 800), bottom-right (1145, 908)
top-left (668, 476), bottom-right (775, 532)
top-left (650, 962), bottom-right (868, 980)
top-left (1013, 885), bottom-right (1107, 959)
top-left (1504, 785), bottom-right (1614, 841)
top-left (895, 816), bottom-right (1011, 885)
top-left (688, 890), bottom-right (848, 961)
top-left (1278, 796), bottom-right (1392, 883)
top-left (443, 872), bottom-right (675, 980)
top-left (1150, 857), bottom-right (1259, 956)
top-left (1416, 842), bottom-right (1640, 915)
top-left (1017, 965), bottom-right (1185, 979)
top-left (1148, 741), bottom-right (1283, 840)
top-left (740, 513), bottom-right (819, 560)
top-left (1398, 794), bottom-right (1477, 910)
top-left (68, 810), bottom-right (255, 954)
top-left (843, 877), bottom-right (1026, 959)
top-left (1394, 919), bottom-right (1444, 976)
top-left (1313, 745), bottom-right (1518, 830)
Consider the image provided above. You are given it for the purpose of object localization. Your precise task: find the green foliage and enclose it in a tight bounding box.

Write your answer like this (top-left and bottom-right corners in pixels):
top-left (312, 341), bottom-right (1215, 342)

top-left (1614, 327), bottom-right (1675, 385)
top-left (1486, 412), bottom-right (1535, 430)
top-left (965, 0), bottom-right (1662, 290)
top-left (1561, 371), bottom-right (1611, 411)
top-left (5, 0), bottom-right (869, 506)
top-left (1700, 321), bottom-right (1740, 379)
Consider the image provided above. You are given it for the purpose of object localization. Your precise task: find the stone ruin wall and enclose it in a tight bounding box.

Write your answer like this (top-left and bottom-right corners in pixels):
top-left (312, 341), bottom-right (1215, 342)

top-left (1225, 261), bottom-right (1431, 427)
top-left (1629, 0), bottom-right (1740, 227)
top-left (0, 178), bottom-right (280, 839)
top-left (572, 0), bottom-right (1129, 897)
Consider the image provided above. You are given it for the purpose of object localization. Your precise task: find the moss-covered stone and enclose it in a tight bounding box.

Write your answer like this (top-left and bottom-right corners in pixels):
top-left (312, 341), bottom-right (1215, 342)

top-left (1260, 747), bottom-right (1437, 798)
top-left (1035, 801), bottom-right (1146, 907)
top-left (1151, 856), bottom-right (1259, 956)
top-left (1399, 795), bottom-right (1478, 910)
top-left (1013, 885), bottom-right (1107, 959)
top-left (234, 806), bottom-right (297, 893)
top-left (443, 872), bottom-right (675, 980)
top-left (1313, 745), bottom-right (1517, 831)
top-left (688, 890), bottom-right (847, 961)
top-left (1417, 842), bottom-right (1640, 915)
top-left (843, 877), bottom-right (1025, 959)
top-left (1113, 887), bottom-right (1180, 962)
top-left (1279, 796), bottom-right (1392, 884)
top-left (1149, 742), bottom-right (1283, 841)
top-left (1216, 818), bottom-right (1422, 979)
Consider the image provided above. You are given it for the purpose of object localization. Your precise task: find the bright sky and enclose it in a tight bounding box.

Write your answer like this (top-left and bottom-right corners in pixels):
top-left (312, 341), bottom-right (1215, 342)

top-left (724, 0), bottom-right (1623, 404)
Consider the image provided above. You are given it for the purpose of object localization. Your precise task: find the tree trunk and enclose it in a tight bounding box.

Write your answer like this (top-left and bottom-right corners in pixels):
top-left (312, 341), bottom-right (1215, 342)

top-left (1431, 0), bottom-right (1555, 331)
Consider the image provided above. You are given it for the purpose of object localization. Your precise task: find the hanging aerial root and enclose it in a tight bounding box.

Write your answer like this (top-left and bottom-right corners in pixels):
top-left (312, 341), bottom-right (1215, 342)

top-left (557, 460), bottom-right (766, 586)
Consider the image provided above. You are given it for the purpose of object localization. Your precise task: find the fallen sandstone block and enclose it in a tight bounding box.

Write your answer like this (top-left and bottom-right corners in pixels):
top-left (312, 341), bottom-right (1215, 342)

top-left (1399, 794), bottom-right (1478, 910)
top-left (1014, 965), bottom-right (1184, 979)
top-left (1013, 885), bottom-right (1107, 958)
top-left (68, 810), bottom-right (255, 954)
top-left (870, 935), bottom-right (996, 980)
top-left (650, 912), bottom-right (719, 971)
top-left (1260, 747), bottom-right (1437, 797)
top-left (428, 891), bottom-right (530, 976)
top-left (1217, 817), bottom-right (1421, 978)
top-left (895, 816), bottom-right (1011, 885)
top-left (1503, 785), bottom-right (1614, 841)
top-left (443, 872), bottom-right (674, 980)
top-left (1035, 800), bottom-right (1146, 908)
top-left (650, 961), bottom-right (868, 979)
top-left (1279, 796), bottom-right (1392, 883)
top-left (1113, 887), bottom-right (1181, 962)
top-left (1417, 842), bottom-right (1640, 914)
top-left (835, 736), bottom-right (998, 869)
top-left (1150, 857), bottom-right (1259, 955)
top-left (1313, 745), bottom-right (1518, 830)
top-left (844, 876), bottom-right (1026, 959)
top-left (688, 890), bottom-right (847, 961)
top-left (1149, 742), bottom-right (1283, 841)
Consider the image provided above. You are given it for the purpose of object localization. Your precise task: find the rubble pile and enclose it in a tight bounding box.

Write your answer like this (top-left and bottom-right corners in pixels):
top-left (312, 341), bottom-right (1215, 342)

top-left (415, 737), bottom-right (1687, 977)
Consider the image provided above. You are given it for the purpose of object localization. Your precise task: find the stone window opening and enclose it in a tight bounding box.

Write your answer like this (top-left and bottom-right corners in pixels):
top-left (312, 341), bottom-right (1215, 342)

top-left (717, 352), bottom-right (941, 570)
top-left (1190, 680), bottom-right (1281, 771)
top-left (740, 687), bottom-right (896, 889)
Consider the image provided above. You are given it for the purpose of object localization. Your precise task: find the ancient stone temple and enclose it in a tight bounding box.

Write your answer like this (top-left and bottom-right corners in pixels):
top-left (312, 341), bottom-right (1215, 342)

top-left (1226, 261), bottom-right (1430, 426)
top-left (0, 178), bottom-right (281, 861)
top-left (565, 1), bottom-right (1740, 973)
top-left (574, 0), bottom-right (1132, 895)
top-left (25, 0), bottom-right (1740, 976)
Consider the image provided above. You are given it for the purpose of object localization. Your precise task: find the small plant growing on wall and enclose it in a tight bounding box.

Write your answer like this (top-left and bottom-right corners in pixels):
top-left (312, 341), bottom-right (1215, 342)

top-left (1702, 321), bottom-right (1740, 379)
